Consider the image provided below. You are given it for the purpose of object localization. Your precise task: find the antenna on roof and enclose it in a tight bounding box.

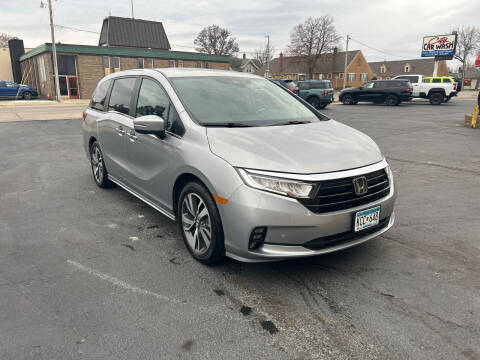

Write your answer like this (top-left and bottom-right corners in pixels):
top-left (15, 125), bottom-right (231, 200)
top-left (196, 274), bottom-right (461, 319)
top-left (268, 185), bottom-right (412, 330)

top-left (130, 0), bottom-right (134, 19)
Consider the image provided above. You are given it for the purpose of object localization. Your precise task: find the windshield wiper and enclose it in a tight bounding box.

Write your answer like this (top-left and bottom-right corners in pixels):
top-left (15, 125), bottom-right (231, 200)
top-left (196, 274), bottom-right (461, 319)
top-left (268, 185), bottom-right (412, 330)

top-left (270, 120), bottom-right (312, 126)
top-left (202, 122), bottom-right (254, 127)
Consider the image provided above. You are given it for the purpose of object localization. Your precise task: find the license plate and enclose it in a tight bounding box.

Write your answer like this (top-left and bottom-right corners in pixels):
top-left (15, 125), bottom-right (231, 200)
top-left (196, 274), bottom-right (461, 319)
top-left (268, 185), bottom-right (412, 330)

top-left (354, 206), bottom-right (380, 232)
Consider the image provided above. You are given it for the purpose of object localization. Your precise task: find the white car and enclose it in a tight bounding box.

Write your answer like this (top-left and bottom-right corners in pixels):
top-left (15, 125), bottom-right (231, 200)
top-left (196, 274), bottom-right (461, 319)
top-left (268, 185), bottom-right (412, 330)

top-left (392, 75), bottom-right (457, 104)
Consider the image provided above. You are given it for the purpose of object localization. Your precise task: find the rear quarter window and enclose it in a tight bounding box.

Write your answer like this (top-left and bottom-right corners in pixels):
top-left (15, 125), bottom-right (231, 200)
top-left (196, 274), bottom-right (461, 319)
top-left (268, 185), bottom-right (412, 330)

top-left (90, 80), bottom-right (111, 111)
top-left (442, 78), bottom-right (452, 83)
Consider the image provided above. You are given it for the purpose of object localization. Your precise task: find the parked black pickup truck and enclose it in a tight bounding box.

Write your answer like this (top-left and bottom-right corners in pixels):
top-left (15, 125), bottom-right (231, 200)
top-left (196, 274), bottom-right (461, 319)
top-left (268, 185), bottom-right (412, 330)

top-left (339, 80), bottom-right (413, 106)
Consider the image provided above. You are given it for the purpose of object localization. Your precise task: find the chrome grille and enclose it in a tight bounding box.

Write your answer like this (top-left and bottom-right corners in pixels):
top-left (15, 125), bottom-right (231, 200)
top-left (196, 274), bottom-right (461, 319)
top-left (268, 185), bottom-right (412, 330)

top-left (298, 169), bottom-right (390, 214)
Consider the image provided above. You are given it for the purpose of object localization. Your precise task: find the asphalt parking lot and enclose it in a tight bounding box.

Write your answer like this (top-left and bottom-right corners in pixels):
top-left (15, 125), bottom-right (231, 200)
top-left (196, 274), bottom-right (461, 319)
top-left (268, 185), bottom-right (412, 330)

top-left (1, 99), bottom-right (479, 359)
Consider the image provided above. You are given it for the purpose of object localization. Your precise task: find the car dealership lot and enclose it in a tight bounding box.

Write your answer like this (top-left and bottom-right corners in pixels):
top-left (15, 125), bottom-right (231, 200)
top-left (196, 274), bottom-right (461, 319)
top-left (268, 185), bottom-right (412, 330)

top-left (0, 100), bottom-right (479, 359)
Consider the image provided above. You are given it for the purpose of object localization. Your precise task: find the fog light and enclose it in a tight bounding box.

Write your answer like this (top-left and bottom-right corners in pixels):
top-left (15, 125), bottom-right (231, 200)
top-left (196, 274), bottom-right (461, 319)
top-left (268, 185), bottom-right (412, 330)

top-left (249, 227), bottom-right (267, 250)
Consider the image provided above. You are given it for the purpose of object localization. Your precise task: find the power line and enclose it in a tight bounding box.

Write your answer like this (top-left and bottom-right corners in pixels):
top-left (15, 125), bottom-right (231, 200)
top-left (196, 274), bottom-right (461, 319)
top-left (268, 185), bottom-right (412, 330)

top-left (348, 36), bottom-right (407, 59)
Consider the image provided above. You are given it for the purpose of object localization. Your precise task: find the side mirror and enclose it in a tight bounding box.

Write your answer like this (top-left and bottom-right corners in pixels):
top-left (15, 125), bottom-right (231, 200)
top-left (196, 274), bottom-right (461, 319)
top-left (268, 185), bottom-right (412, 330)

top-left (134, 115), bottom-right (166, 138)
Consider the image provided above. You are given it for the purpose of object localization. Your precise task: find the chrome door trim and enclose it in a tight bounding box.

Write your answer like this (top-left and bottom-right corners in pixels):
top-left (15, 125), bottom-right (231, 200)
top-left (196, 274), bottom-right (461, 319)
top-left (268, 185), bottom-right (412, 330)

top-left (242, 158), bottom-right (388, 182)
top-left (107, 174), bottom-right (176, 221)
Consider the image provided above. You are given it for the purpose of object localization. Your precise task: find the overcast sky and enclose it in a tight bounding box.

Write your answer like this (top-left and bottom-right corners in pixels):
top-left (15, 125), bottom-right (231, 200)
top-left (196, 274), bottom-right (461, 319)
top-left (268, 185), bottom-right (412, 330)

top-left (3, 0), bottom-right (479, 68)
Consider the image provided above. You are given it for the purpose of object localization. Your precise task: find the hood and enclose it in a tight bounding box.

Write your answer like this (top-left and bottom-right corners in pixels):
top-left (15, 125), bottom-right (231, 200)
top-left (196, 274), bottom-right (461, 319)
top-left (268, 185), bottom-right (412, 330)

top-left (207, 120), bottom-right (383, 174)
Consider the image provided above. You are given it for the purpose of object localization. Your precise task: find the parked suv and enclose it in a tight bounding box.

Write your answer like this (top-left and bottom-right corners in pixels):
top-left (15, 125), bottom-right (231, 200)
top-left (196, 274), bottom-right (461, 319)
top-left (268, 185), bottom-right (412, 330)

top-left (296, 80), bottom-right (334, 109)
top-left (0, 80), bottom-right (38, 100)
top-left (339, 80), bottom-right (413, 106)
top-left (392, 75), bottom-right (457, 104)
top-left (83, 69), bottom-right (395, 264)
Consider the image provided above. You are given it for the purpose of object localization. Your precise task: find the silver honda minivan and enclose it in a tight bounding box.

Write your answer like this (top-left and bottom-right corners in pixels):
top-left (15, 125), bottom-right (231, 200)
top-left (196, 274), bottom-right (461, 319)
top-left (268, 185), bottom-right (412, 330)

top-left (82, 68), bottom-right (395, 263)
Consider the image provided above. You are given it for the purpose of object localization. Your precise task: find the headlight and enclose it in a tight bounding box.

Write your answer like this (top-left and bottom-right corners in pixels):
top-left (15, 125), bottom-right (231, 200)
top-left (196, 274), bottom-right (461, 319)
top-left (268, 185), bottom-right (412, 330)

top-left (237, 169), bottom-right (315, 198)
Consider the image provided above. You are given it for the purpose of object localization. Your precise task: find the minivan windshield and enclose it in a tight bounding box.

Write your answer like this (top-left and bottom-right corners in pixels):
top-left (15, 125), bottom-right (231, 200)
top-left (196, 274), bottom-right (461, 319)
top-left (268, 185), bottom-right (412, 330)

top-left (170, 76), bottom-right (327, 126)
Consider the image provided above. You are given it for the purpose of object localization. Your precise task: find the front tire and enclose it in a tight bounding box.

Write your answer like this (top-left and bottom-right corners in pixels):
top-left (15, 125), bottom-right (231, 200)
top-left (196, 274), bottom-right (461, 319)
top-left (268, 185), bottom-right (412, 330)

top-left (22, 92), bottom-right (33, 100)
top-left (178, 182), bottom-right (225, 264)
top-left (90, 141), bottom-right (114, 188)
top-left (342, 94), bottom-right (355, 105)
top-left (429, 93), bottom-right (443, 105)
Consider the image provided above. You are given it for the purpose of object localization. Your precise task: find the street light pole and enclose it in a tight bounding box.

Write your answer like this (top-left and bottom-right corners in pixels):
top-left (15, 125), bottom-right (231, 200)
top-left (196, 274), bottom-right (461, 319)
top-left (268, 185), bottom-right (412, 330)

top-left (48, 0), bottom-right (61, 102)
top-left (343, 34), bottom-right (349, 90)
top-left (131, 0), bottom-right (134, 18)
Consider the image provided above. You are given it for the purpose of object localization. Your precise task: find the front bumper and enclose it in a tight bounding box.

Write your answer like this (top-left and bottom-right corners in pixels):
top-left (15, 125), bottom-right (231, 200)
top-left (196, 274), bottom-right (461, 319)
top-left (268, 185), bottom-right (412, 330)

top-left (220, 161), bottom-right (396, 262)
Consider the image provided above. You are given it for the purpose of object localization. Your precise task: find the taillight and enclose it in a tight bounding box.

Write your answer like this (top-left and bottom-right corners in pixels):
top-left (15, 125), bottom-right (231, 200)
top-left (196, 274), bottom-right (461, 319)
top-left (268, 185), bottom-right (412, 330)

top-left (453, 83), bottom-right (457, 90)
top-left (324, 90), bottom-right (328, 96)
top-left (289, 88), bottom-right (294, 92)
top-left (82, 110), bottom-right (87, 121)
top-left (405, 88), bottom-right (412, 92)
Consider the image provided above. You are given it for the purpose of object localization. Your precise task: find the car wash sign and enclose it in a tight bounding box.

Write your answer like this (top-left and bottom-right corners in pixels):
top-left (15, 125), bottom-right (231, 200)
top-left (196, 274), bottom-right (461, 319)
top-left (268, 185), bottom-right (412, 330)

top-left (421, 34), bottom-right (457, 58)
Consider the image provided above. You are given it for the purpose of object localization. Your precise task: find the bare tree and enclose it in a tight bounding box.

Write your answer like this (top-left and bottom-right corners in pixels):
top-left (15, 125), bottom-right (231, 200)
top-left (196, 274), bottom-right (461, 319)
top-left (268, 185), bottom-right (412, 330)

top-left (253, 43), bottom-right (276, 66)
top-left (0, 33), bottom-right (13, 47)
top-left (452, 26), bottom-right (480, 84)
top-left (194, 25), bottom-right (239, 56)
top-left (288, 16), bottom-right (341, 79)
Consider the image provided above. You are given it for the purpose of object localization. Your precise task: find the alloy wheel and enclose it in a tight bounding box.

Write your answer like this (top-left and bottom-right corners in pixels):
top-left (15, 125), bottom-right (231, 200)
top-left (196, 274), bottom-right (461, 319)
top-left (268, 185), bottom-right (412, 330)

top-left (181, 193), bottom-right (212, 255)
top-left (91, 146), bottom-right (104, 183)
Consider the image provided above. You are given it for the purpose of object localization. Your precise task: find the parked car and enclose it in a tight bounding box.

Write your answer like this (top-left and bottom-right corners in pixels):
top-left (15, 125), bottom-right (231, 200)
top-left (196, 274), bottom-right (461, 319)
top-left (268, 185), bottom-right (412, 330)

top-left (339, 80), bottom-right (413, 106)
top-left (392, 75), bottom-right (457, 104)
top-left (296, 80), bottom-right (334, 109)
top-left (0, 81), bottom-right (38, 100)
top-left (83, 69), bottom-right (396, 264)
top-left (269, 78), bottom-right (299, 94)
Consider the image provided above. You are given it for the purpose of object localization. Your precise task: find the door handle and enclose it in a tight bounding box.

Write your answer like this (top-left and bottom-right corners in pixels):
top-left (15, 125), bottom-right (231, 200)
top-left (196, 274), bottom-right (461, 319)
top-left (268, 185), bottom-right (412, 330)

top-left (127, 131), bottom-right (137, 142)
top-left (116, 126), bottom-right (126, 136)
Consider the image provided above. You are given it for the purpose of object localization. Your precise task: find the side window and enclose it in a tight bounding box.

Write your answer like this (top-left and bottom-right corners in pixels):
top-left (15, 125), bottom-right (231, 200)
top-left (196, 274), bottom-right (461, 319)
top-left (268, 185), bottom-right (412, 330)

top-left (136, 78), bottom-right (184, 136)
top-left (136, 78), bottom-right (169, 119)
top-left (0, 81), bottom-right (6, 87)
top-left (443, 78), bottom-right (452, 83)
top-left (90, 79), bottom-right (111, 111)
top-left (423, 78), bottom-right (431, 83)
top-left (298, 82), bottom-right (309, 90)
top-left (108, 77), bottom-right (136, 115)
top-left (432, 78), bottom-right (442, 83)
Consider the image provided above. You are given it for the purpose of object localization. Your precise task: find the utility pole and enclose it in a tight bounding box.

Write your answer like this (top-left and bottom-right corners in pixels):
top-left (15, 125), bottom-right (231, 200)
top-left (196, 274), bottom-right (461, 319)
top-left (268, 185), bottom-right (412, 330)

top-left (343, 34), bottom-right (350, 90)
top-left (265, 35), bottom-right (270, 78)
top-left (47, 0), bottom-right (61, 102)
top-left (130, 0), bottom-right (134, 18)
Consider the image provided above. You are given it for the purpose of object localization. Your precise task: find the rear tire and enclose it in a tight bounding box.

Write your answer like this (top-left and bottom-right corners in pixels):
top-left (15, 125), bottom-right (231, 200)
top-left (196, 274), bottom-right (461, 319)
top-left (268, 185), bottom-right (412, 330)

top-left (90, 141), bottom-right (114, 188)
top-left (22, 91), bottom-right (33, 100)
top-left (307, 96), bottom-right (320, 109)
top-left (385, 94), bottom-right (399, 106)
top-left (342, 94), bottom-right (355, 105)
top-left (178, 182), bottom-right (225, 264)
top-left (429, 92), bottom-right (443, 105)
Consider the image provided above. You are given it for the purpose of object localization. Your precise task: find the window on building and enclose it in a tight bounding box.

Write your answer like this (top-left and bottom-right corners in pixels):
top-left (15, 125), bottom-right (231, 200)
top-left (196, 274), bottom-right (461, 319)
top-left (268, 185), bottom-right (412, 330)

top-left (357, 58), bottom-right (361, 66)
top-left (169, 60), bottom-right (175, 68)
top-left (318, 74), bottom-right (323, 79)
top-left (138, 58), bottom-right (144, 69)
top-left (178, 60), bottom-right (184, 68)
top-left (113, 57), bottom-right (120, 72)
top-left (90, 79), bottom-right (111, 111)
top-left (37, 56), bottom-right (46, 83)
top-left (327, 73), bottom-right (332, 79)
top-left (108, 77), bottom-right (137, 115)
top-left (205, 62), bottom-right (210, 69)
top-left (196, 61), bottom-right (203, 68)
top-left (135, 78), bottom-right (184, 136)
top-left (146, 58), bottom-right (153, 68)
top-left (404, 63), bottom-right (410, 73)
top-left (348, 73), bottom-right (356, 82)
top-left (360, 73), bottom-right (368, 82)
top-left (380, 65), bottom-right (386, 73)
top-left (339, 73), bottom-right (344, 79)
top-left (57, 55), bottom-right (76, 75)
top-left (103, 56), bottom-right (111, 76)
